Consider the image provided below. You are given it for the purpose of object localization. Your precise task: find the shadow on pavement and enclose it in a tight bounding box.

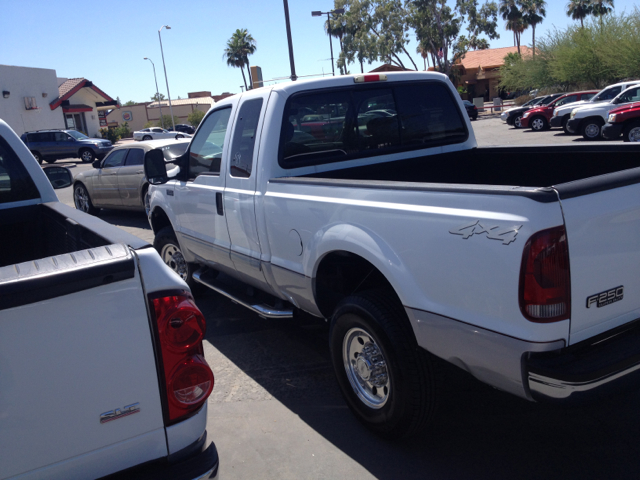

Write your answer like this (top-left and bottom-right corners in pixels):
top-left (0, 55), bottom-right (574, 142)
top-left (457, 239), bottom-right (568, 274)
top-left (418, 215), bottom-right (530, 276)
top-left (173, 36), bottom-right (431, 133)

top-left (96, 209), bottom-right (151, 230)
top-left (196, 285), bottom-right (640, 480)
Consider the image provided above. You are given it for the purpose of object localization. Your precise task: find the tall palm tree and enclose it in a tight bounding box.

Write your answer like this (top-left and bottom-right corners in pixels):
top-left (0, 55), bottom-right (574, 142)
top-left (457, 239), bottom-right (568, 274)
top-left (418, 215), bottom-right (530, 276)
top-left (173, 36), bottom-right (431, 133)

top-left (499, 0), bottom-right (527, 54)
top-left (222, 29), bottom-right (257, 90)
top-left (519, 0), bottom-right (546, 56)
top-left (566, 1), bottom-right (591, 28)
top-left (591, 0), bottom-right (614, 18)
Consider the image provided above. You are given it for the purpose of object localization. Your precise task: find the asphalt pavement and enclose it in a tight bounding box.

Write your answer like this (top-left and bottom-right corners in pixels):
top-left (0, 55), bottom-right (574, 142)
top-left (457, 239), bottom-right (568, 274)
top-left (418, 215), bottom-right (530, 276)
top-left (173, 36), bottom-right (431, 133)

top-left (54, 125), bottom-right (640, 480)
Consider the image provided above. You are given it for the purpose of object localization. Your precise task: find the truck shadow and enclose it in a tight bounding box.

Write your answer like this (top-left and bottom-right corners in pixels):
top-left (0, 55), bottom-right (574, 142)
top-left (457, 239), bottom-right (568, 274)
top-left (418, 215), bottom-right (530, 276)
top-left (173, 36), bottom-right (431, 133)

top-left (196, 287), bottom-right (640, 480)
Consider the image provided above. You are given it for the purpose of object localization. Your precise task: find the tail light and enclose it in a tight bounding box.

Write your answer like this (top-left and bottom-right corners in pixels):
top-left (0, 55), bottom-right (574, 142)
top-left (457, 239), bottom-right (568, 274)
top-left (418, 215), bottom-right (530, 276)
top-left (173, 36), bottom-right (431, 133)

top-left (150, 292), bottom-right (214, 425)
top-left (519, 226), bottom-right (571, 322)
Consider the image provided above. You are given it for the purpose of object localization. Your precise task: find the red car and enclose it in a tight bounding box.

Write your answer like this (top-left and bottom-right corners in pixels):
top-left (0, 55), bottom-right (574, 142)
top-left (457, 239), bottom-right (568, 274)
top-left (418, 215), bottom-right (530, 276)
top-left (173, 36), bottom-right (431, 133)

top-left (601, 101), bottom-right (640, 142)
top-left (520, 90), bottom-right (599, 131)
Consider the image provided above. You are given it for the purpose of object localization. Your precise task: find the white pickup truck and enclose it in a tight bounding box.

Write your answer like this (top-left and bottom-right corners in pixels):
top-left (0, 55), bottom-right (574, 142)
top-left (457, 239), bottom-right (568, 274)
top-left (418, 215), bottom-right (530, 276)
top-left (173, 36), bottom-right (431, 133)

top-left (0, 120), bottom-right (218, 480)
top-left (145, 72), bottom-right (640, 439)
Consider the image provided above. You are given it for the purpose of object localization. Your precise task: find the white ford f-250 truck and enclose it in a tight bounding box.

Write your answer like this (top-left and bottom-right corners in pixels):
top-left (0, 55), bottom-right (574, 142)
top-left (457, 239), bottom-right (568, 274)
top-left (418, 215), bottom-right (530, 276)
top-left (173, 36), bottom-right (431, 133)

top-left (145, 72), bottom-right (640, 439)
top-left (0, 119), bottom-right (218, 480)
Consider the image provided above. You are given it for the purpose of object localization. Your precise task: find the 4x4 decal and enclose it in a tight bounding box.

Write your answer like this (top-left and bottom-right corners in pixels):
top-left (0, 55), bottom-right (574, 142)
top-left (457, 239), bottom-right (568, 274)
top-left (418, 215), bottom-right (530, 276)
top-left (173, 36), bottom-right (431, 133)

top-left (449, 220), bottom-right (523, 245)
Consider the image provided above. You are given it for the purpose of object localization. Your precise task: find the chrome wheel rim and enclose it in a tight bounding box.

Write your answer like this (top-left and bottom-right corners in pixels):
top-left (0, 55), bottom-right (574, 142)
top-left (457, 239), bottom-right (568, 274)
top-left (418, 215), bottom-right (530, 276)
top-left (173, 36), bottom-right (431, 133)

top-left (74, 186), bottom-right (90, 212)
top-left (585, 123), bottom-right (600, 138)
top-left (343, 327), bottom-right (390, 409)
top-left (81, 150), bottom-right (92, 162)
top-left (628, 127), bottom-right (640, 142)
top-left (514, 116), bottom-right (522, 128)
top-left (532, 118), bottom-right (544, 130)
top-left (161, 243), bottom-right (188, 281)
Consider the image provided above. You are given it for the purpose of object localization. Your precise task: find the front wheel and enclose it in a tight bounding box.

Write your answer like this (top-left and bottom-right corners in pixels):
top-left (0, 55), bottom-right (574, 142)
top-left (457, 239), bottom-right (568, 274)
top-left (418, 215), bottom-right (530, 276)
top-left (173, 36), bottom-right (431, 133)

top-left (176, 134), bottom-right (184, 139)
top-left (561, 116), bottom-right (571, 134)
top-left (513, 115), bottom-right (523, 128)
top-left (530, 116), bottom-right (548, 131)
top-left (581, 118), bottom-right (604, 140)
top-left (623, 121), bottom-right (640, 142)
top-left (154, 227), bottom-right (200, 291)
top-left (31, 151), bottom-right (43, 164)
top-left (44, 158), bottom-right (57, 164)
top-left (330, 290), bottom-right (437, 439)
top-left (73, 183), bottom-right (98, 215)
top-left (80, 149), bottom-right (95, 163)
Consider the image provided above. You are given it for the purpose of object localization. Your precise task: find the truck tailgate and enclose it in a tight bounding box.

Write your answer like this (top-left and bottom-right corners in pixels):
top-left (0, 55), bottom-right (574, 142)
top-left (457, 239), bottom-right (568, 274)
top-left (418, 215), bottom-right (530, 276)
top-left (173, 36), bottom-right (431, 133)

top-left (558, 176), bottom-right (640, 345)
top-left (0, 245), bottom-right (167, 479)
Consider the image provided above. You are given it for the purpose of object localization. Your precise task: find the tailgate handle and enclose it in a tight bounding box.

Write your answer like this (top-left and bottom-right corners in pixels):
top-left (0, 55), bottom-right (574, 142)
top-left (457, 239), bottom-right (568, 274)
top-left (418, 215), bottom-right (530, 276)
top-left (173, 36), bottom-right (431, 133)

top-left (216, 192), bottom-right (224, 216)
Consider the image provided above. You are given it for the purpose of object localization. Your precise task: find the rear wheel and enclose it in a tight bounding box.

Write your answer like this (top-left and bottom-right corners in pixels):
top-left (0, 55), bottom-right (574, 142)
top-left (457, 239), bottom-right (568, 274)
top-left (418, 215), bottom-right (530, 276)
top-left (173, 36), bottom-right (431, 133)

top-left (530, 116), bottom-right (548, 131)
top-left (73, 183), bottom-right (99, 215)
top-left (44, 158), bottom-right (57, 164)
top-left (513, 115), bottom-right (523, 128)
top-left (330, 290), bottom-right (437, 439)
top-left (154, 227), bottom-right (201, 292)
top-left (176, 134), bottom-right (184, 139)
top-left (80, 149), bottom-right (95, 163)
top-left (581, 117), bottom-right (604, 140)
top-left (143, 135), bottom-right (152, 141)
top-left (623, 121), bottom-right (640, 142)
top-left (31, 151), bottom-right (43, 164)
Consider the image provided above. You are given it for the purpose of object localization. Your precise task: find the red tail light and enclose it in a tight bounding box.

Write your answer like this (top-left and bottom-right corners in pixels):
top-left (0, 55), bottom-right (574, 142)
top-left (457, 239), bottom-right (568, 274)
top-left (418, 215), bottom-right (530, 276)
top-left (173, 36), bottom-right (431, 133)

top-left (150, 292), bottom-right (214, 425)
top-left (519, 226), bottom-right (571, 322)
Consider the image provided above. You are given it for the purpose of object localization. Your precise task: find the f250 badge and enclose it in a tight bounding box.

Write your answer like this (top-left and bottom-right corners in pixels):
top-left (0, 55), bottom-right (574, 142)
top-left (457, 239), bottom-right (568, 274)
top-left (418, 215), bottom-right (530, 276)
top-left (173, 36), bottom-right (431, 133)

top-left (449, 220), bottom-right (522, 245)
top-left (587, 286), bottom-right (624, 308)
top-left (100, 403), bottom-right (140, 424)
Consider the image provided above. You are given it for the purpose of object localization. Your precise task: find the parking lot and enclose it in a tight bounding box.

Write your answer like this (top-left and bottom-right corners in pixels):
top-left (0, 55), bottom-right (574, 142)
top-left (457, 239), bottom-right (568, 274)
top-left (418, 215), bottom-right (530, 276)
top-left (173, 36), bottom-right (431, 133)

top-left (54, 120), bottom-right (640, 480)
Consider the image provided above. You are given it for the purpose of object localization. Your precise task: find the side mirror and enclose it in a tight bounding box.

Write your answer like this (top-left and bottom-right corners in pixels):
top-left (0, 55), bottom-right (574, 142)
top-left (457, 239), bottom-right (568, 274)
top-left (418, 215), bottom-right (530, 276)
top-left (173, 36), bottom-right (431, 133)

top-left (42, 166), bottom-right (73, 189)
top-left (145, 149), bottom-right (169, 185)
top-left (92, 159), bottom-right (101, 168)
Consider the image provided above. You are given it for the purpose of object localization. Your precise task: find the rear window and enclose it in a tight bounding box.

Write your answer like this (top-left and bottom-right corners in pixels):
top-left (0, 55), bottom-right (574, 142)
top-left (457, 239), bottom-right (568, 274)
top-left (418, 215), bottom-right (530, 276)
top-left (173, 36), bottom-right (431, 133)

top-left (0, 137), bottom-right (40, 204)
top-left (279, 81), bottom-right (467, 169)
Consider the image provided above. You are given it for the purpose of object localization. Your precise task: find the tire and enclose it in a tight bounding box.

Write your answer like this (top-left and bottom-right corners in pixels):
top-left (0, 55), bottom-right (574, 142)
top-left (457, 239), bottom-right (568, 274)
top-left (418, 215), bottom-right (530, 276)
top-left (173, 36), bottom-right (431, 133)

top-left (31, 151), bottom-right (43, 165)
top-left (623, 121), bottom-right (640, 142)
top-left (513, 115), bottom-right (523, 128)
top-left (530, 116), bottom-right (548, 131)
top-left (80, 149), bottom-right (95, 163)
top-left (581, 117), bottom-right (604, 140)
top-left (143, 135), bottom-right (152, 141)
top-left (142, 185), bottom-right (151, 217)
top-left (154, 226), bottom-right (200, 291)
top-left (44, 158), bottom-right (57, 164)
top-left (330, 290), bottom-right (437, 439)
top-left (73, 183), bottom-right (99, 215)
top-left (561, 116), bottom-right (571, 134)
top-left (176, 134), bottom-right (184, 139)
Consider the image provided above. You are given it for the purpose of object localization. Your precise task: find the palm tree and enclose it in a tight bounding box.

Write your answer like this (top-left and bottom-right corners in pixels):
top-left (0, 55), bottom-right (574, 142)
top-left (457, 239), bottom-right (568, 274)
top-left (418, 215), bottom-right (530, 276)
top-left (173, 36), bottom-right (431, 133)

top-left (591, 0), bottom-right (614, 18)
top-left (499, 0), bottom-right (528, 54)
top-left (519, 0), bottom-right (546, 57)
top-left (222, 29), bottom-right (257, 90)
top-left (566, 1), bottom-right (591, 28)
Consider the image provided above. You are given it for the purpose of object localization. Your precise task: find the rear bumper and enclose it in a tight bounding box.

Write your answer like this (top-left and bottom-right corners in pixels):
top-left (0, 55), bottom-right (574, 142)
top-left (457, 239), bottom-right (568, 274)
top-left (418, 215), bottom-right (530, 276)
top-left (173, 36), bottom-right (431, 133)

top-left (601, 122), bottom-right (623, 140)
top-left (100, 432), bottom-right (219, 480)
top-left (566, 118), bottom-right (581, 134)
top-left (525, 320), bottom-right (640, 403)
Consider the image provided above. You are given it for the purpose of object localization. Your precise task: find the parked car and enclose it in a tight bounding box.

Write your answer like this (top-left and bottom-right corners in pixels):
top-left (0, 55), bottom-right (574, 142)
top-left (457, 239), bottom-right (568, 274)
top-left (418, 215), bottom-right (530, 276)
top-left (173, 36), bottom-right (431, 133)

top-left (500, 96), bottom-right (545, 123)
top-left (169, 124), bottom-right (196, 135)
top-left (144, 72), bottom-right (640, 440)
top-left (521, 90), bottom-right (598, 131)
top-left (0, 119), bottom-right (218, 480)
top-left (73, 139), bottom-right (190, 216)
top-left (602, 101), bottom-right (640, 141)
top-left (20, 129), bottom-right (113, 164)
top-left (133, 127), bottom-right (193, 141)
top-left (566, 84), bottom-right (640, 140)
top-left (550, 80), bottom-right (640, 134)
top-left (504, 94), bottom-right (564, 128)
top-left (462, 100), bottom-right (478, 120)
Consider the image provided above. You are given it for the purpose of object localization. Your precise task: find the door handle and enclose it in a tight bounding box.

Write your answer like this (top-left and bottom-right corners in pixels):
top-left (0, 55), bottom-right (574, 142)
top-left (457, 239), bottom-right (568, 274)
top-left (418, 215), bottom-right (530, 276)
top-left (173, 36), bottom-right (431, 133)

top-left (216, 192), bottom-right (224, 216)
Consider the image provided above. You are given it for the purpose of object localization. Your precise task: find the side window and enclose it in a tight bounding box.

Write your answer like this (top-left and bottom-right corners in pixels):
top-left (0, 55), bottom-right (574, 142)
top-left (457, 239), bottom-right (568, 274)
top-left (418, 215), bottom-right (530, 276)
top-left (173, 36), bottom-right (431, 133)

top-left (35, 133), bottom-right (54, 142)
top-left (152, 128), bottom-right (163, 133)
top-left (188, 107), bottom-right (232, 178)
top-left (0, 136), bottom-right (40, 204)
top-left (103, 150), bottom-right (127, 168)
top-left (556, 95), bottom-right (577, 107)
top-left (619, 87), bottom-right (640, 103)
top-left (54, 132), bottom-right (70, 142)
top-left (582, 93), bottom-right (596, 100)
top-left (124, 148), bottom-right (144, 166)
top-left (229, 98), bottom-right (263, 178)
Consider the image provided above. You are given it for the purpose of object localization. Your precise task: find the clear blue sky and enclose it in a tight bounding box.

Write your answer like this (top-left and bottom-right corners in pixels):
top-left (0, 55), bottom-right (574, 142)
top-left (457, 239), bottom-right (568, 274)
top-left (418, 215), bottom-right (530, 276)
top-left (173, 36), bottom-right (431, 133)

top-left (1, 0), bottom-right (638, 103)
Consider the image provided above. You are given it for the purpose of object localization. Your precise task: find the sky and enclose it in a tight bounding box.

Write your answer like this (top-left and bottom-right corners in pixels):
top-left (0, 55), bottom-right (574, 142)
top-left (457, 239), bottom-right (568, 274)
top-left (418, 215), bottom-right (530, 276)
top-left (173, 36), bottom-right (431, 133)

top-left (1, 0), bottom-right (638, 104)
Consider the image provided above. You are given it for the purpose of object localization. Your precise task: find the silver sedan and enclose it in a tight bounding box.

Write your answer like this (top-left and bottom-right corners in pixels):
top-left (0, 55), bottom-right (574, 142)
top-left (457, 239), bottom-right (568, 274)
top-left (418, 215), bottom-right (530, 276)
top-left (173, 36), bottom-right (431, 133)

top-left (72, 139), bottom-right (189, 216)
top-left (133, 127), bottom-right (193, 141)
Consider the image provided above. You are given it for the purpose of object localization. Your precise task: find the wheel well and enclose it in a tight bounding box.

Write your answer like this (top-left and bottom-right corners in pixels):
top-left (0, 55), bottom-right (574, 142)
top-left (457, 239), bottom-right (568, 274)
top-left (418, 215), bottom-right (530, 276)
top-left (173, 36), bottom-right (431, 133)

top-left (314, 251), bottom-right (399, 319)
top-left (583, 116), bottom-right (604, 125)
top-left (149, 206), bottom-right (172, 235)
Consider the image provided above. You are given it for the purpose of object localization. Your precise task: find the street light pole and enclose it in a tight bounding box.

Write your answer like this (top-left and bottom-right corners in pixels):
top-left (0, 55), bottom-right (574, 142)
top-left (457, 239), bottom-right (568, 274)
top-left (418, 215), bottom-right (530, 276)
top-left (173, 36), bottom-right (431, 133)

top-left (143, 57), bottom-right (164, 128)
top-left (312, 8), bottom-right (344, 77)
top-left (283, 0), bottom-right (297, 81)
top-left (158, 25), bottom-right (176, 131)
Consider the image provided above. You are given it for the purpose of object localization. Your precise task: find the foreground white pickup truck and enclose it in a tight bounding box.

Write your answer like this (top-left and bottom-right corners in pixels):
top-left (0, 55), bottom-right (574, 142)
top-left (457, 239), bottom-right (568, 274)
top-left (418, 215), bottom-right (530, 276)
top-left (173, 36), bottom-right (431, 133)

top-left (0, 120), bottom-right (218, 479)
top-left (145, 72), bottom-right (640, 439)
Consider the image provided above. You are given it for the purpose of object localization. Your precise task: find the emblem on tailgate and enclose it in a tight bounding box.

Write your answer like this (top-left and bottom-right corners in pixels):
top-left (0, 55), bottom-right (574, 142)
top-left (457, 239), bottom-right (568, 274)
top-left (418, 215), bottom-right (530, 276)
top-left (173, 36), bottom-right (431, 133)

top-left (586, 286), bottom-right (624, 308)
top-left (449, 220), bottom-right (522, 245)
top-left (100, 403), bottom-right (140, 424)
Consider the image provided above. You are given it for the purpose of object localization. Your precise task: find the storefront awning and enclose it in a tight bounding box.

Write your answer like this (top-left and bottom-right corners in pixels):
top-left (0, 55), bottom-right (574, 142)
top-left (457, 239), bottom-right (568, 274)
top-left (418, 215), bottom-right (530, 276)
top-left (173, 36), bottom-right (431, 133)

top-left (63, 104), bottom-right (93, 113)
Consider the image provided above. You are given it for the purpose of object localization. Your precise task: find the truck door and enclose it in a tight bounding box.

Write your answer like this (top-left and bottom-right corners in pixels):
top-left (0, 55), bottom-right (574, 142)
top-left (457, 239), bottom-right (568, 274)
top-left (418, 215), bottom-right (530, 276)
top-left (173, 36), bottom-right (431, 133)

top-left (224, 93), bottom-right (271, 288)
top-left (173, 106), bottom-right (235, 271)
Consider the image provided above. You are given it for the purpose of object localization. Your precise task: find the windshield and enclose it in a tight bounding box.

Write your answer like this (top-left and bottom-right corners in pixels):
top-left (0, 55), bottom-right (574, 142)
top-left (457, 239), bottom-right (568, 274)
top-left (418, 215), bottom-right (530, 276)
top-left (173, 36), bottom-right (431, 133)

top-left (67, 130), bottom-right (89, 140)
top-left (590, 86), bottom-right (625, 103)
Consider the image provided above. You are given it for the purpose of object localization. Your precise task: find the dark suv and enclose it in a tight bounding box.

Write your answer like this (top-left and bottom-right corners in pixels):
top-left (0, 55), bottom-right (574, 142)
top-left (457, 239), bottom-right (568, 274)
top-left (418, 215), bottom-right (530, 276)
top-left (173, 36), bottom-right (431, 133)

top-left (169, 124), bottom-right (196, 135)
top-left (20, 129), bottom-right (113, 164)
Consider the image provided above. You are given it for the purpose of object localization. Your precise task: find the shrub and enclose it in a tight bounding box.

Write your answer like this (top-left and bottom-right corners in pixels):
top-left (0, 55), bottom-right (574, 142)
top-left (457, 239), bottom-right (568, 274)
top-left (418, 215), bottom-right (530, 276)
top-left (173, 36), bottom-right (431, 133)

top-left (187, 109), bottom-right (206, 128)
top-left (100, 127), bottom-right (120, 144)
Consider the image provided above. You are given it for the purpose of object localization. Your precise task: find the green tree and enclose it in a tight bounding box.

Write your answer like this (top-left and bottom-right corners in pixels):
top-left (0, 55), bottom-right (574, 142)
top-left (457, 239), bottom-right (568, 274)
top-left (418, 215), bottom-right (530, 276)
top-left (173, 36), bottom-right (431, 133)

top-left (157, 115), bottom-right (180, 129)
top-left (499, 0), bottom-right (527, 54)
top-left (223, 29), bottom-right (257, 90)
top-left (566, 0), bottom-right (591, 28)
top-left (591, 0), bottom-right (614, 18)
top-left (151, 93), bottom-right (166, 102)
top-left (519, 0), bottom-right (546, 56)
top-left (187, 110), bottom-right (206, 128)
top-left (123, 100), bottom-right (137, 106)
